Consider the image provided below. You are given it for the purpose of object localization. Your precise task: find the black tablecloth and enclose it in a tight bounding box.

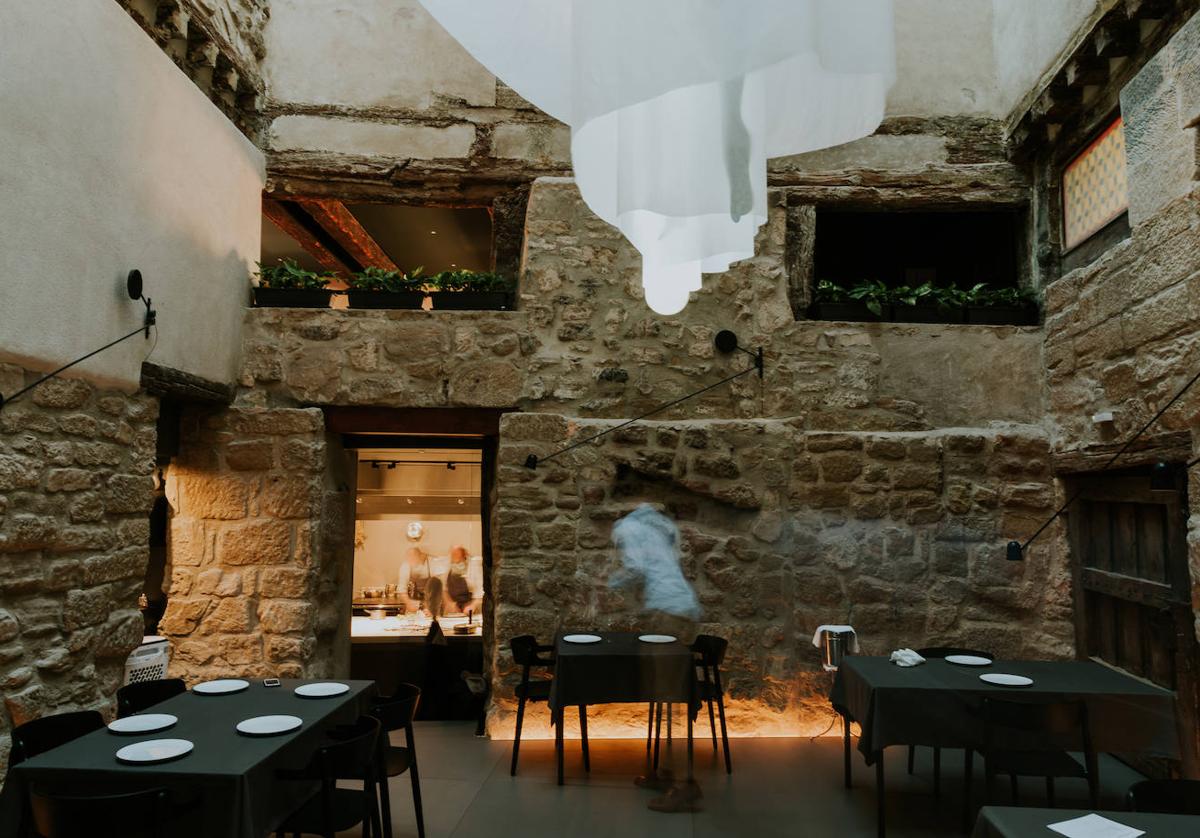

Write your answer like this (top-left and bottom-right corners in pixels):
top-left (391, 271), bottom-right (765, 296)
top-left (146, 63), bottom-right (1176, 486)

top-left (830, 657), bottom-right (1179, 762)
top-left (1, 679), bottom-right (374, 838)
top-left (550, 632), bottom-right (697, 713)
top-left (972, 806), bottom-right (1200, 837)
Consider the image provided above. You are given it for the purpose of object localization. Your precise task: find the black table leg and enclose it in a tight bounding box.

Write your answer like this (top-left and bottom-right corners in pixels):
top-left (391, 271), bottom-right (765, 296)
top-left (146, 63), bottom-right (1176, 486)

top-left (555, 706), bottom-right (564, 786)
top-left (653, 702), bottom-right (663, 772)
top-left (875, 750), bottom-right (885, 838)
top-left (843, 713), bottom-right (852, 789)
top-left (687, 701), bottom-right (694, 782)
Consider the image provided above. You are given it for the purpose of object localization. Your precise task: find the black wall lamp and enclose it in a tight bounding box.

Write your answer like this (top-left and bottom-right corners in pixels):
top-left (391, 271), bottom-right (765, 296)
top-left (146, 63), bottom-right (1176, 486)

top-left (1006, 365), bottom-right (1200, 560)
top-left (524, 329), bottom-right (764, 470)
top-left (1149, 457), bottom-right (1200, 491)
top-left (0, 270), bottom-right (157, 411)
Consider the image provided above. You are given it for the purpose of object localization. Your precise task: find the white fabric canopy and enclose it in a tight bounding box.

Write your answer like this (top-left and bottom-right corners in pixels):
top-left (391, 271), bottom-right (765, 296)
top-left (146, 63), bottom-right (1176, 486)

top-left (419, 0), bottom-right (896, 314)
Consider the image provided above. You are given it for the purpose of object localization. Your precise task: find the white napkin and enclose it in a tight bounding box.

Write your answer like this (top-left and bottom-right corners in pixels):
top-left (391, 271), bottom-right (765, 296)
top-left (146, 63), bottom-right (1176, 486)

top-left (889, 648), bottom-right (926, 667)
top-left (812, 625), bottom-right (858, 651)
top-left (1047, 813), bottom-right (1145, 838)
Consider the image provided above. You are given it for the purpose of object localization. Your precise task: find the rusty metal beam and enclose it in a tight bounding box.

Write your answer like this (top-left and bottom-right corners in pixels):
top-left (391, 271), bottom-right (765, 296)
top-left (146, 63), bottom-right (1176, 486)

top-left (294, 198), bottom-right (399, 272)
top-left (262, 198), bottom-right (354, 276)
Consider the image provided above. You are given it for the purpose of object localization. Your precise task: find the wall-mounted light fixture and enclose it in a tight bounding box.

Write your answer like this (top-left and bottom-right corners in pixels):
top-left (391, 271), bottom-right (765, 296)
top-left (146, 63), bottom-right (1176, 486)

top-left (1149, 457), bottom-right (1200, 491)
top-left (524, 330), bottom-right (764, 469)
top-left (1006, 366), bottom-right (1200, 560)
top-left (0, 271), bottom-right (157, 411)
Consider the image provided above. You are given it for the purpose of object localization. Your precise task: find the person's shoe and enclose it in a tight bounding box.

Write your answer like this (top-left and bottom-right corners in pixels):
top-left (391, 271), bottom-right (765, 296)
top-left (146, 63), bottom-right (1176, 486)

top-left (647, 780), bottom-right (703, 813)
top-left (634, 768), bottom-right (674, 790)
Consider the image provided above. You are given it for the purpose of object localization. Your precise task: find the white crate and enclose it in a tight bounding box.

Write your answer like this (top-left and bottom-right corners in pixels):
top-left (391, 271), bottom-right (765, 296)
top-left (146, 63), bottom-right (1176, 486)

top-left (123, 636), bottom-right (170, 686)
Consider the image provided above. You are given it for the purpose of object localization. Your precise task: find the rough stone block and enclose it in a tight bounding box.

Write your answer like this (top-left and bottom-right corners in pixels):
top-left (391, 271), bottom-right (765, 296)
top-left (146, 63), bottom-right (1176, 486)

top-left (258, 601), bottom-right (313, 634)
top-left (225, 439), bottom-right (274, 471)
top-left (217, 520), bottom-right (292, 565)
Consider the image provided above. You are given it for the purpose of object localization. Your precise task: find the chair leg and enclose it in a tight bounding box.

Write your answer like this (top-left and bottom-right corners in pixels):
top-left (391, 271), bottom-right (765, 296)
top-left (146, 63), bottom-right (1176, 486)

top-left (579, 705), bottom-right (590, 772)
top-left (707, 697), bottom-right (718, 751)
top-left (716, 692), bottom-right (732, 774)
top-left (1010, 774), bottom-right (1019, 803)
top-left (907, 745), bottom-right (915, 775)
top-left (366, 776), bottom-right (381, 838)
top-left (667, 702), bottom-right (673, 742)
top-left (410, 752), bottom-right (426, 838)
top-left (647, 703), bottom-right (655, 753)
top-left (933, 747), bottom-right (941, 798)
top-left (1045, 776), bottom-right (1055, 808)
top-left (653, 701), bottom-right (663, 771)
top-left (510, 696), bottom-right (526, 776)
top-left (379, 758), bottom-right (394, 838)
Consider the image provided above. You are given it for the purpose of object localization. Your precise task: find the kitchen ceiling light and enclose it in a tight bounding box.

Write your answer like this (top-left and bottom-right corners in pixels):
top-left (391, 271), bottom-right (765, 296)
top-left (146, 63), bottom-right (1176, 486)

top-left (419, 0), bottom-right (895, 315)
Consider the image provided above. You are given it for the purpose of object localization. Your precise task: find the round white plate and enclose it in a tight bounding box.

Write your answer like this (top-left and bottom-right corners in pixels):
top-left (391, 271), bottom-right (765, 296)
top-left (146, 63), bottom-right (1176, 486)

top-left (295, 682), bottom-right (350, 698)
top-left (638, 634), bottom-right (677, 644)
top-left (946, 654), bottom-right (992, 667)
top-left (236, 715), bottom-right (303, 737)
top-left (107, 714), bottom-right (177, 735)
top-left (115, 738), bottom-right (194, 765)
top-left (980, 673), bottom-right (1033, 687)
top-left (563, 634), bottom-right (602, 644)
top-left (192, 679), bottom-right (250, 696)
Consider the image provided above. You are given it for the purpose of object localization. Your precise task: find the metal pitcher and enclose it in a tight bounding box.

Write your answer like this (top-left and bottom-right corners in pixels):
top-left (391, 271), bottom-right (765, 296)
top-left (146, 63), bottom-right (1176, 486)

top-left (822, 629), bottom-right (854, 671)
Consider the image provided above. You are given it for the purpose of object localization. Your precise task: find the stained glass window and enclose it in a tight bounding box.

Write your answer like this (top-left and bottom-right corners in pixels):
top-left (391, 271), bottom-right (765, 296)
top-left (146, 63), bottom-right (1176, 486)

top-left (1062, 117), bottom-right (1129, 250)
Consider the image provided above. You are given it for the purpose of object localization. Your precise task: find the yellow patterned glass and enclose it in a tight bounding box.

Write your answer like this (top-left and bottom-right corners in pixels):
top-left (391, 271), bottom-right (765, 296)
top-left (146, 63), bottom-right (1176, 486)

top-left (1062, 117), bottom-right (1129, 250)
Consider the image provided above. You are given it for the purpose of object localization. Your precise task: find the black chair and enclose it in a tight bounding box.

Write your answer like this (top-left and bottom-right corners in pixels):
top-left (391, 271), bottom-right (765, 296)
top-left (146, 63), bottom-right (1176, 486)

top-left (28, 785), bottom-right (171, 838)
top-left (275, 715), bottom-right (382, 838)
top-left (646, 635), bottom-right (733, 774)
top-left (967, 697), bottom-right (1098, 813)
top-left (9, 711), bottom-right (105, 768)
top-left (371, 684), bottom-right (425, 838)
top-left (1126, 779), bottom-right (1200, 814)
top-left (907, 646), bottom-right (993, 795)
top-left (510, 635), bottom-right (588, 775)
top-left (116, 679), bottom-right (186, 718)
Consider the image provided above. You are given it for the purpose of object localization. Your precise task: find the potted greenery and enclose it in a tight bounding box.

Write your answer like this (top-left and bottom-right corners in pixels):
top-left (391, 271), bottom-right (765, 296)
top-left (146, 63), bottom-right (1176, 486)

top-left (427, 270), bottom-right (516, 310)
top-left (965, 284), bottom-right (1039, 325)
top-left (346, 266), bottom-right (427, 310)
top-left (252, 259), bottom-right (335, 308)
top-left (890, 283), bottom-right (965, 324)
top-left (809, 280), bottom-right (884, 321)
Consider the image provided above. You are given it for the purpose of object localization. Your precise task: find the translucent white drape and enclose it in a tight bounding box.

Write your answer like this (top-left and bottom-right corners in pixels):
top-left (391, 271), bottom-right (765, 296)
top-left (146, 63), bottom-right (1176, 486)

top-left (419, 0), bottom-right (896, 314)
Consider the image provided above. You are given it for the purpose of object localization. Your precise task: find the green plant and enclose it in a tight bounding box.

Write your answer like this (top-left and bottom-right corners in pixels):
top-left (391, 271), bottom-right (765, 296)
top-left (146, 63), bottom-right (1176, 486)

top-left (429, 270), bottom-right (515, 293)
top-left (978, 285), bottom-right (1037, 307)
top-left (891, 282), bottom-right (938, 307)
top-left (349, 266), bottom-right (423, 293)
top-left (846, 279), bottom-right (893, 316)
top-left (815, 280), bottom-right (849, 303)
top-left (256, 259), bottom-right (333, 291)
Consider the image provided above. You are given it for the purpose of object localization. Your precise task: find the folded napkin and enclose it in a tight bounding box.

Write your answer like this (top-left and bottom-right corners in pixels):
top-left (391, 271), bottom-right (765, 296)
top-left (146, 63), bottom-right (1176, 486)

top-left (889, 648), bottom-right (926, 667)
top-left (1048, 813), bottom-right (1145, 838)
top-left (812, 625), bottom-right (858, 651)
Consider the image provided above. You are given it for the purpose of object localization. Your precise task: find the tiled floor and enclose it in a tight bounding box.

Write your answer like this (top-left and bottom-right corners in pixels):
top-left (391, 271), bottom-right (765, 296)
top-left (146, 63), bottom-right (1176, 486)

top-left (344, 721), bottom-right (1145, 837)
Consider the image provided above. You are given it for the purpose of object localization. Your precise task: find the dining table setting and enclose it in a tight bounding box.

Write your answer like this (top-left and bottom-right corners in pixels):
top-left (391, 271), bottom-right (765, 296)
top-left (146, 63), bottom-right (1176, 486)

top-left (829, 651), bottom-right (1182, 838)
top-left (972, 805), bottom-right (1200, 837)
top-left (0, 677), bottom-right (375, 838)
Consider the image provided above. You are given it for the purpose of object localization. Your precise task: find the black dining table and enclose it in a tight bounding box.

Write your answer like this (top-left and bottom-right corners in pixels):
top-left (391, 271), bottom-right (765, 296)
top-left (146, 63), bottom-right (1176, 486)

top-left (0, 678), bottom-right (375, 838)
top-left (829, 656), bottom-right (1180, 838)
top-left (972, 805), bottom-right (1200, 836)
top-left (550, 632), bottom-right (697, 785)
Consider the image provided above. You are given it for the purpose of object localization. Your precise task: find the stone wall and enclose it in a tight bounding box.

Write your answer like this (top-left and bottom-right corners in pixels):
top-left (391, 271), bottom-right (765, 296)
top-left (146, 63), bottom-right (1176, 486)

top-left (0, 365), bottom-right (157, 772)
top-left (159, 406), bottom-right (353, 682)
top-left (488, 412), bottom-right (1067, 738)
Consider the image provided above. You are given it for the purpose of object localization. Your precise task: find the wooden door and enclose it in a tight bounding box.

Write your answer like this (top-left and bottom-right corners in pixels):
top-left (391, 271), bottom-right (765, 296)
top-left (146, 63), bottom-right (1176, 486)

top-left (1066, 471), bottom-right (1200, 777)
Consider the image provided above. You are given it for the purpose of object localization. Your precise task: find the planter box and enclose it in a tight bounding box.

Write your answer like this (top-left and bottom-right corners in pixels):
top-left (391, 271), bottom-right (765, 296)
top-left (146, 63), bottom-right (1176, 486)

top-left (892, 304), bottom-right (965, 324)
top-left (809, 301), bottom-right (888, 322)
top-left (428, 291), bottom-right (514, 311)
top-left (966, 305), bottom-right (1039, 326)
top-left (252, 287), bottom-right (333, 308)
top-left (347, 291), bottom-right (428, 310)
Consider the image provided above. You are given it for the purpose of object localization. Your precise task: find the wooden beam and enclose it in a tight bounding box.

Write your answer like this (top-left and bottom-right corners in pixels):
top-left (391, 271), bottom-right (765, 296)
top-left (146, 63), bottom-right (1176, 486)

top-left (323, 406), bottom-right (513, 436)
top-left (262, 198), bottom-right (354, 276)
top-left (140, 361), bottom-right (234, 404)
top-left (294, 198), bottom-right (399, 272)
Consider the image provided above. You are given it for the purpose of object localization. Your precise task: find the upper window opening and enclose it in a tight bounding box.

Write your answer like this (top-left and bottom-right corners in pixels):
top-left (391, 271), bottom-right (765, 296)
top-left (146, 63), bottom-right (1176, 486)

top-left (1062, 117), bottom-right (1129, 252)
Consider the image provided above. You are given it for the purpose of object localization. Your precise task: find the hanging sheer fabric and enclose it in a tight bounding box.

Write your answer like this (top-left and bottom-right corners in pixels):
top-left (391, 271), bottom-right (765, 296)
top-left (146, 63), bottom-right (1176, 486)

top-left (419, 0), bottom-right (896, 314)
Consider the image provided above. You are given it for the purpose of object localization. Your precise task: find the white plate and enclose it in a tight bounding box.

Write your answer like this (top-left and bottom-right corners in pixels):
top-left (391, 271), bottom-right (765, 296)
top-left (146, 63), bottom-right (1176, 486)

top-left (980, 673), bottom-right (1033, 687)
top-left (294, 682), bottom-right (350, 698)
top-left (192, 679), bottom-right (250, 696)
top-left (115, 738), bottom-right (194, 765)
top-left (945, 654), bottom-right (992, 667)
top-left (638, 634), bottom-right (677, 644)
top-left (236, 715), bottom-right (303, 737)
top-left (563, 634), bottom-right (602, 644)
top-left (107, 714), bottom-right (177, 735)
